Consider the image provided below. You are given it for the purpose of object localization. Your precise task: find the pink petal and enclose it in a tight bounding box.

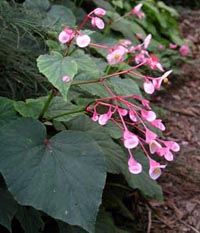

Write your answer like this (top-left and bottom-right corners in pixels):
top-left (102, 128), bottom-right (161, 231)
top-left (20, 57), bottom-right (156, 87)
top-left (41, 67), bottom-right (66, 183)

top-left (145, 129), bottom-right (157, 143)
top-left (93, 8), bottom-right (106, 17)
top-left (143, 34), bottom-right (152, 49)
top-left (149, 140), bottom-right (162, 154)
top-left (62, 75), bottom-right (71, 82)
top-left (141, 109), bottom-right (156, 122)
top-left (76, 35), bottom-right (91, 48)
top-left (128, 157), bottom-right (142, 174)
top-left (143, 81), bottom-right (155, 94)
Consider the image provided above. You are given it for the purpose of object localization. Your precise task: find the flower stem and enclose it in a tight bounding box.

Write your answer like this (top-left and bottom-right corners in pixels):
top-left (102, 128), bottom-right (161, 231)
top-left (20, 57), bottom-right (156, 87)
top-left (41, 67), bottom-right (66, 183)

top-left (39, 89), bottom-right (56, 120)
top-left (46, 107), bottom-right (86, 121)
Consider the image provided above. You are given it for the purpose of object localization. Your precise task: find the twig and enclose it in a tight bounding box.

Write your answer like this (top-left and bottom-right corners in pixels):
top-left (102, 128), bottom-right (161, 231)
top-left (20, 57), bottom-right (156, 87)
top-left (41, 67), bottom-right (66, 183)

top-left (179, 220), bottom-right (200, 233)
top-left (147, 207), bottom-right (152, 233)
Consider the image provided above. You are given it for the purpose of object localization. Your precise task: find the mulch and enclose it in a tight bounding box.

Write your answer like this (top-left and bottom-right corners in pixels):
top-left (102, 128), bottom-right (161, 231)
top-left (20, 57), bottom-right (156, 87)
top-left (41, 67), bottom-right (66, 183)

top-left (149, 9), bottom-right (200, 233)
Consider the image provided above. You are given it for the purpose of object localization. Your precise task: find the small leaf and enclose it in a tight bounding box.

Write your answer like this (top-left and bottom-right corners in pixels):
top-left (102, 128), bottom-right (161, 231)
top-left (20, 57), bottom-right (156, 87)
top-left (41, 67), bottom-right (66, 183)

top-left (0, 118), bottom-right (106, 233)
top-left (14, 97), bottom-right (46, 119)
top-left (23, 0), bottom-right (50, 12)
top-left (0, 188), bottom-right (18, 232)
top-left (37, 52), bottom-right (78, 101)
top-left (0, 97), bottom-right (19, 127)
top-left (43, 5), bottom-right (76, 29)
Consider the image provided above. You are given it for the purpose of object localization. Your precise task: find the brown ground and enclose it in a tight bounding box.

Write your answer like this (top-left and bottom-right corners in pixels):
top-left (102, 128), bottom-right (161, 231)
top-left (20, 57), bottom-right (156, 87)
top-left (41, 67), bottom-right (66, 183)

top-left (149, 9), bottom-right (200, 233)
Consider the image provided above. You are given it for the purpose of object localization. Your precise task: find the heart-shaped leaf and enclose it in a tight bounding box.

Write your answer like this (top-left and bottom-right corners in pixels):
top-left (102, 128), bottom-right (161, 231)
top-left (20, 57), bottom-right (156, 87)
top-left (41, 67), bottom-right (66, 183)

top-left (0, 119), bottom-right (106, 233)
top-left (37, 52), bottom-right (78, 101)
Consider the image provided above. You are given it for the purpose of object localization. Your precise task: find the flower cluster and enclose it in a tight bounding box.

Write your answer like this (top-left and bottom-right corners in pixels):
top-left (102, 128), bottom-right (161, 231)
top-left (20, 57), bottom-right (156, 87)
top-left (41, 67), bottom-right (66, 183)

top-left (87, 90), bottom-right (180, 180)
top-left (58, 4), bottom-right (180, 180)
top-left (58, 7), bottom-right (106, 48)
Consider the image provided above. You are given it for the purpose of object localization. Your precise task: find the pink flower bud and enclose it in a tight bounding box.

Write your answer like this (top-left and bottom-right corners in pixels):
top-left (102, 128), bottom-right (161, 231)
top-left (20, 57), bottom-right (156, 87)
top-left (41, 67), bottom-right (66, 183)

top-left (169, 43), bottom-right (177, 49)
top-left (145, 129), bottom-right (157, 143)
top-left (141, 109), bottom-right (156, 122)
top-left (143, 81), bottom-right (155, 94)
top-left (58, 28), bottom-right (74, 43)
top-left (128, 156), bottom-right (142, 174)
top-left (123, 130), bottom-right (139, 149)
top-left (93, 8), bottom-right (106, 17)
top-left (91, 17), bottom-right (105, 29)
top-left (76, 35), bottom-right (91, 48)
top-left (62, 75), bottom-right (71, 82)
top-left (179, 45), bottom-right (190, 56)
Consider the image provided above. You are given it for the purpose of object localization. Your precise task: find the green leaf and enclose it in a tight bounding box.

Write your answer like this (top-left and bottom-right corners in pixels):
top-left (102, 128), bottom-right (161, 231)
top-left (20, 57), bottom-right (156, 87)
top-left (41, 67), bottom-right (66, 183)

top-left (0, 188), bottom-right (17, 232)
top-left (157, 1), bottom-right (179, 18)
top-left (0, 118), bottom-right (106, 233)
top-left (43, 5), bottom-right (76, 29)
top-left (58, 208), bottom-right (123, 233)
top-left (37, 52), bottom-right (78, 101)
top-left (110, 77), bottom-right (142, 97)
top-left (16, 206), bottom-right (44, 233)
top-left (45, 96), bottom-right (85, 121)
top-left (71, 50), bottom-right (100, 81)
top-left (111, 17), bottom-right (146, 41)
top-left (23, 0), bottom-right (50, 12)
top-left (112, 0), bottom-right (123, 9)
top-left (0, 97), bottom-right (19, 127)
top-left (14, 97), bottom-right (46, 119)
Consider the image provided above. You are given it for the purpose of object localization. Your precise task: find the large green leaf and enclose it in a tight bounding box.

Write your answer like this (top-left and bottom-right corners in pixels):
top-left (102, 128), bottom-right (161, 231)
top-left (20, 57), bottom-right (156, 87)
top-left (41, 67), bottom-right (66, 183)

top-left (15, 206), bottom-right (44, 233)
top-left (0, 97), bottom-right (19, 127)
top-left (43, 5), bottom-right (76, 29)
top-left (0, 188), bottom-right (17, 232)
top-left (58, 208), bottom-right (127, 233)
top-left (0, 119), bottom-right (106, 233)
top-left (37, 52), bottom-right (78, 101)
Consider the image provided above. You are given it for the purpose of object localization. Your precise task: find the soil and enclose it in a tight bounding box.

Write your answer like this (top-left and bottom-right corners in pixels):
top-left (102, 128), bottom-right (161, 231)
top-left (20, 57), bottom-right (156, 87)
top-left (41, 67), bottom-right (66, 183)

top-left (149, 9), bottom-right (200, 233)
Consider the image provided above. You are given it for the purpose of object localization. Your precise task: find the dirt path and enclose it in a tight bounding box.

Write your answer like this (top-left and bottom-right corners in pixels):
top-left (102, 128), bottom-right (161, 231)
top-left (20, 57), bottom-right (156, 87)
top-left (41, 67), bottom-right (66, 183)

top-left (150, 9), bottom-right (200, 233)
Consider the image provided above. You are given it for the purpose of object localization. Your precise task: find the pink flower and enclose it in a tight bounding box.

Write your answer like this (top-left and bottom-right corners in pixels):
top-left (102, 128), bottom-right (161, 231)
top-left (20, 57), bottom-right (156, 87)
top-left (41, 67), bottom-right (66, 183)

top-left (136, 33), bottom-right (143, 39)
top-left (98, 110), bottom-right (112, 125)
top-left (92, 111), bottom-right (99, 122)
top-left (129, 110), bottom-right (137, 122)
top-left (157, 148), bottom-right (174, 161)
top-left (149, 140), bottom-right (162, 154)
top-left (62, 75), bottom-right (71, 82)
top-left (107, 46), bottom-right (128, 65)
top-left (159, 44), bottom-right (165, 50)
top-left (141, 109), bottom-right (156, 122)
top-left (151, 119), bottom-right (165, 131)
top-left (118, 108), bottom-right (128, 116)
top-left (152, 70), bottom-right (172, 90)
top-left (93, 8), bottom-right (106, 17)
top-left (134, 50), bottom-right (148, 64)
top-left (143, 34), bottom-right (152, 49)
top-left (146, 54), bottom-right (164, 71)
top-left (76, 35), bottom-right (91, 48)
top-left (58, 28), bottom-right (74, 43)
top-left (149, 159), bottom-right (166, 180)
top-left (163, 141), bottom-right (180, 152)
top-left (169, 43), bottom-right (178, 49)
top-left (123, 130), bottom-right (139, 149)
top-left (143, 81), bottom-right (155, 94)
top-left (120, 39), bottom-right (132, 47)
top-left (91, 17), bottom-right (105, 29)
top-left (179, 45), bottom-right (190, 56)
top-left (128, 156), bottom-right (142, 174)
top-left (131, 3), bottom-right (145, 19)
top-left (145, 129), bottom-right (157, 143)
